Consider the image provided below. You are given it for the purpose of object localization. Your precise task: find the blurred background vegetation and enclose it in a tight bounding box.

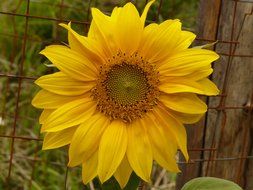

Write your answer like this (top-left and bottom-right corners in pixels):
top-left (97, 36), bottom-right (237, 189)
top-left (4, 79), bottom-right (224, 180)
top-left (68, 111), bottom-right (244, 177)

top-left (0, 0), bottom-right (198, 189)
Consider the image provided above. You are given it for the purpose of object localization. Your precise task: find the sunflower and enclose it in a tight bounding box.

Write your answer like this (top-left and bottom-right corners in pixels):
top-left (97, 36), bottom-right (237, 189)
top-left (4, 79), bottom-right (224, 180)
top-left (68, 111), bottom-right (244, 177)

top-left (32, 0), bottom-right (219, 188)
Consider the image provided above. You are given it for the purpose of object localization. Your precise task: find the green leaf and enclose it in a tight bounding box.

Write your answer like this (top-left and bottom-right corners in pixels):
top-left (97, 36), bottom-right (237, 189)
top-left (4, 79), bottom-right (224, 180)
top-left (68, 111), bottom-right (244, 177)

top-left (101, 178), bottom-right (121, 190)
top-left (124, 173), bottom-right (140, 190)
top-left (193, 41), bottom-right (218, 49)
top-left (181, 177), bottom-right (242, 190)
top-left (101, 173), bottom-right (140, 190)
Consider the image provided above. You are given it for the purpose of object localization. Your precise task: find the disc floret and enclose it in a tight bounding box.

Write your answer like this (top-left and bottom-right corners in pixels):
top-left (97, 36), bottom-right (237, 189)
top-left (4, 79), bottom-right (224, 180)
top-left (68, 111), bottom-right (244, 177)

top-left (92, 52), bottom-right (160, 123)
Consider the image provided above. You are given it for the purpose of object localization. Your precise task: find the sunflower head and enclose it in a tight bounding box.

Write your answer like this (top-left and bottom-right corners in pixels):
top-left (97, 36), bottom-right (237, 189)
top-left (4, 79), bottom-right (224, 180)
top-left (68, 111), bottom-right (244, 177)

top-left (92, 52), bottom-right (160, 123)
top-left (32, 0), bottom-right (219, 188)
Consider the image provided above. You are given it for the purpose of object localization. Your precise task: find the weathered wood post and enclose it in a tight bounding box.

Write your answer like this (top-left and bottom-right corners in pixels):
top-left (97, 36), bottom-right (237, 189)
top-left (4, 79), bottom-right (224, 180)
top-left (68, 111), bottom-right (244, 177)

top-left (176, 0), bottom-right (253, 189)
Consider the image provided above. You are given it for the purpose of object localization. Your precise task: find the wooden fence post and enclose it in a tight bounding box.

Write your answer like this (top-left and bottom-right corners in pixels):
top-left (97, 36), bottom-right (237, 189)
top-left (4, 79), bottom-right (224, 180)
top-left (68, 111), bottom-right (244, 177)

top-left (176, 0), bottom-right (253, 189)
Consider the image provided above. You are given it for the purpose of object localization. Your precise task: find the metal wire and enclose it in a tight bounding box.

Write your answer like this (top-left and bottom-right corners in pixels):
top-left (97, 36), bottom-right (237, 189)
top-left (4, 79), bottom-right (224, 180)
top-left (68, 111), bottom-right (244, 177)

top-left (0, 0), bottom-right (252, 189)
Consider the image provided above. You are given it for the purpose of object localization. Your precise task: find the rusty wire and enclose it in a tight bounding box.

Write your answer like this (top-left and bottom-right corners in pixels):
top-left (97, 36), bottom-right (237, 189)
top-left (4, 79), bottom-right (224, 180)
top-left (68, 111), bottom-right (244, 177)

top-left (0, 0), bottom-right (253, 189)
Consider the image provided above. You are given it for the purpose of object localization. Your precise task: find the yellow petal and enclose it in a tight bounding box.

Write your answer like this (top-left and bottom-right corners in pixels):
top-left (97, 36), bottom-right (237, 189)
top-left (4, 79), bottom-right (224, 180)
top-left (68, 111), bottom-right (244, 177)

top-left (32, 90), bottom-right (80, 109)
top-left (159, 80), bottom-right (205, 94)
top-left (42, 126), bottom-right (77, 150)
top-left (138, 23), bottom-right (158, 57)
top-left (114, 156), bottom-right (132, 189)
top-left (160, 93), bottom-right (207, 114)
top-left (111, 6), bottom-right (122, 19)
top-left (40, 45), bottom-right (97, 81)
top-left (39, 109), bottom-right (54, 124)
top-left (159, 77), bottom-right (219, 96)
top-left (42, 98), bottom-right (96, 132)
top-left (60, 22), bottom-right (85, 53)
top-left (35, 72), bottom-right (94, 96)
top-left (175, 31), bottom-right (196, 51)
top-left (60, 23), bottom-right (104, 64)
top-left (143, 114), bottom-right (180, 172)
top-left (82, 151), bottom-right (98, 184)
top-left (68, 113), bottom-right (110, 167)
top-left (98, 120), bottom-right (127, 183)
top-left (198, 78), bottom-right (220, 95)
top-left (141, 23), bottom-right (158, 40)
top-left (140, 0), bottom-right (155, 25)
top-left (127, 120), bottom-right (152, 182)
top-left (159, 67), bottom-right (213, 89)
top-left (139, 20), bottom-right (181, 63)
top-left (158, 49), bottom-right (219, 75)
top-left (90, 8), bottom-right (117, 56)
top-left (147, 115), bottom-right (179, 170)
top-left (168, 109), bottom-right (203, 124)
top-left (171, 68), bottom-right (213, 80)
top-left (88, 20), bottom-right (113, 58)
top-left (153, 106), bottom-right (189, 161)
top-left (113, 3), bottom-right (143, 55)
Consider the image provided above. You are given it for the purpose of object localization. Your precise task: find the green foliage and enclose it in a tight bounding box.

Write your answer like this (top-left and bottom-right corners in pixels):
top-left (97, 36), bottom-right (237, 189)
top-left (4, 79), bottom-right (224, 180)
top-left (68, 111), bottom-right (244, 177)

top-left (101, 173), bottom-right (140, 190)
top-left (181, 177), bottom-right (242, 190)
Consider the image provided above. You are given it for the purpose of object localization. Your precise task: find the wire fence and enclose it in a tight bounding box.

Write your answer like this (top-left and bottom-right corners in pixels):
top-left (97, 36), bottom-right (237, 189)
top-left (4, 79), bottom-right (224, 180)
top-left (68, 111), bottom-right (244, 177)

top-left (0, 0), bottom-right (252, 189)
top-left (176, 1), bottom-right (253, 189)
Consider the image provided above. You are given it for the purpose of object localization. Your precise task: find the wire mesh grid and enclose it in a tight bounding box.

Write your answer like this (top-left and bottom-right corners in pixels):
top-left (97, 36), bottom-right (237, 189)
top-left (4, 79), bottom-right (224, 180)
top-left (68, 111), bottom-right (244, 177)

top-left (0, 0), bottom-right (252, 189)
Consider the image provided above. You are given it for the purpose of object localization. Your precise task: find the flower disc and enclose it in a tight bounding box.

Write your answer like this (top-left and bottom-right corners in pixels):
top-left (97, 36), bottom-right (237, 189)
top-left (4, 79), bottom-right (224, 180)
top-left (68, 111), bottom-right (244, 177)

top-left (106, 63), bottom-right (148, 105)
top-left (92, 53), bottom-right (160, 123)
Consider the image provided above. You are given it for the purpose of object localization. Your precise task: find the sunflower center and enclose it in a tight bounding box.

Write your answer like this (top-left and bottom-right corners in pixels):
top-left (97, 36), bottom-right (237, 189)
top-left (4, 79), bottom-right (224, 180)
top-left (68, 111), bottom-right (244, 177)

top-left (92, 52), bottom-right (160, 123)
top-left (106, 63), bottom-right (148, 105)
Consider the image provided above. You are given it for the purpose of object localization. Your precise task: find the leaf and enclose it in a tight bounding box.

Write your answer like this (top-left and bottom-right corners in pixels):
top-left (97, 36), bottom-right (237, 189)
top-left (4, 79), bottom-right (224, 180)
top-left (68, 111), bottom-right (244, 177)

top-left (193, 41), bottom-right (218, 49)
top-left (101, 178), bottom-right (121, 190)
top-left (124, 173), bottom-right (140, 190)
top-left (181, 177), bottom-right (242, 190)
top-left (44, 63), bottom-right (56, 67)
top-left (101, 173), bottom-right (140, 190)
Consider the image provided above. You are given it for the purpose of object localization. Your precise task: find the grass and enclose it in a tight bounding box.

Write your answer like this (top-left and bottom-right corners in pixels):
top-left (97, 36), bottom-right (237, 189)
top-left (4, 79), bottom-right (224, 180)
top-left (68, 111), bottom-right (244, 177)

top-left (0, 0), bottom-right (198, 189)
